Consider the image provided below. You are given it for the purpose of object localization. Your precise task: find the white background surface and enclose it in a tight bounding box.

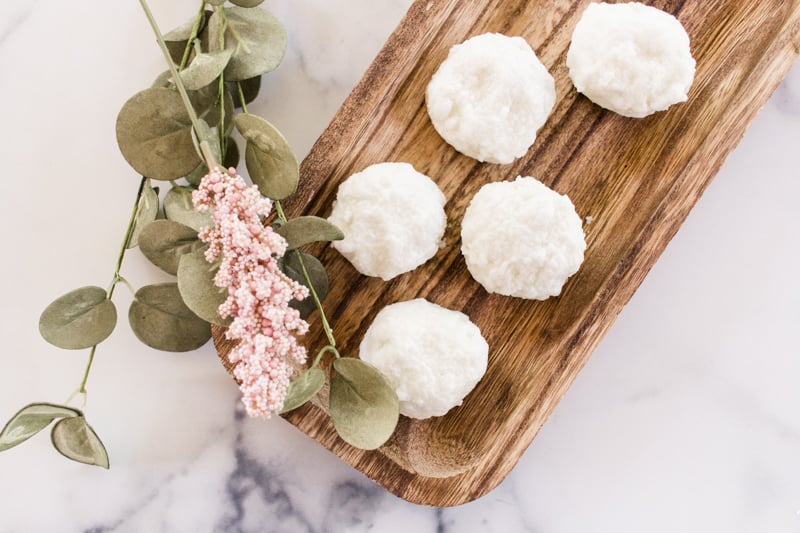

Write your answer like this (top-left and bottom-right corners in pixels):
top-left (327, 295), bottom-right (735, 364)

top-left (0, 1), bottom-right (798, 531)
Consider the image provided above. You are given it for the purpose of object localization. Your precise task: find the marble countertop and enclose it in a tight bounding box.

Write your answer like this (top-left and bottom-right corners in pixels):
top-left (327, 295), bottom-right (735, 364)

top-left (1, 1), bottom-right (798, 531)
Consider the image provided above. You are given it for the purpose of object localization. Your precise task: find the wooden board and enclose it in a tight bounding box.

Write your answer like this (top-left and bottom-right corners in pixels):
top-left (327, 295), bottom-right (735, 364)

top-left (215, 0), bottom-right (800, 507)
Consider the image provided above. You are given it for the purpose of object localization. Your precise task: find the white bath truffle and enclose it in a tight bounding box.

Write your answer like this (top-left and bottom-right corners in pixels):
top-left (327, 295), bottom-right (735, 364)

top-left (461, 177), bottom-right (585, 300)
top-left (426, 33), bottom-right (556, 164)
top-left (567, 2), bottom-right (695, 118)
top-left (328, 162), bottom-right (446, 281)
top-left (360, 299), bottom-right (488, 419)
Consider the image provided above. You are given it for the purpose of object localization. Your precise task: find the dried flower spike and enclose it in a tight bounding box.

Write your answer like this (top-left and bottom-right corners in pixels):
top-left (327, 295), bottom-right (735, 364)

top-left (194, 167), bottom-right (310, 417)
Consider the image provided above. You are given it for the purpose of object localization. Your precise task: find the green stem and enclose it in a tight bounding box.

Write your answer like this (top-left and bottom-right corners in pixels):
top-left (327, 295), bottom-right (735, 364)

top-left (78, 346), bottom-right (97, 395)
top-left (79, 177), bottom-right (148, 396)
top-left (313, 345), bottom-right (340, 367)
top-left (138, 0), bottom-right (218, 170)
top-left (236, 81), bottom-right (248, 114)
top-left (274, 200), bottom-right (337, 348)
top-left (216, 7), bottom-right (227, 159)
top-left (178, 1), bottom-right (206, 71)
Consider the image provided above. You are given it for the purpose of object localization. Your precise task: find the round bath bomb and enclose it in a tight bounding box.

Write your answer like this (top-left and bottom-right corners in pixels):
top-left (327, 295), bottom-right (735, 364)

top-left (566, 2), bottom-right (695, 118)
top-left (461, 177), bottom-right (585, 300)
top-left (426, 33), bottom-right (556, 164)
top-left (327, 162), bottom-right (446, 281)
top-left (360, 298), bottom-right (488, 419)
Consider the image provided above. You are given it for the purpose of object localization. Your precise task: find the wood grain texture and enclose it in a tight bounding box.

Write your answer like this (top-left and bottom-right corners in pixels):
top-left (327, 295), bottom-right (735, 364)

top-left (214, 0), bottom-right (800, 506)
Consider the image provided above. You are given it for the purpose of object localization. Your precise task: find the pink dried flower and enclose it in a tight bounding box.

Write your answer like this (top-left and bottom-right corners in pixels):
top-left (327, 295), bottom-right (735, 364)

top-left (193, 167), bottom-right (309, 418)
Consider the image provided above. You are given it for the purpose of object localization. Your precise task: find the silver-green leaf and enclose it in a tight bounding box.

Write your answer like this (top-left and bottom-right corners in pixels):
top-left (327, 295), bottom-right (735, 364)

top-left (177, 48), bottom-right (234, 90)
top-left (50, 416), bottom-right (109, 469)
top-left (230, 0), bottom-right (265, 7)
top-left (128, 180), bottom-right (159, 249)
top-left (230, 76), bottom-right (261, 108)
top-left (39, 287), bottom-right (117, 350)
top-left (190, 119), bottom-right (222, 165)
top-left (329, 358), bottom-right (399, 450)
top-left (177, 248), bottom-right (230, 326)
top-left (138, 220), bottom-right (203, 275)
top-left (164, 186), bottom-right (213, 232)
top-left (280, 367), bottom-right (326, 414)
top-left (275, 216), bottom-right (344, 251)
top-left (0, 403), bottom-right (81, 452)
top-left (234, 113), bottom-right (299, 200)
top-left (208, 6), bottom-right (287, 81)
top-left (116, 87), bottom-right (200, 181)
top-left (278, 252), bottom-right (328, 318)
top-left (129, 283), bottom-right (211, 352)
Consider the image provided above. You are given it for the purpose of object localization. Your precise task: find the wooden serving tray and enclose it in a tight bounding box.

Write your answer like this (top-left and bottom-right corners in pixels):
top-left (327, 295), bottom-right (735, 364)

top-left (215, 0), bottom-right (800, 506)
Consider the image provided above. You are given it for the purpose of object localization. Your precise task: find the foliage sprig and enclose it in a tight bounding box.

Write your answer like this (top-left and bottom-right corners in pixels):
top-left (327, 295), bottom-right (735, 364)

top-left (1, 0), bottom-right (399, 466)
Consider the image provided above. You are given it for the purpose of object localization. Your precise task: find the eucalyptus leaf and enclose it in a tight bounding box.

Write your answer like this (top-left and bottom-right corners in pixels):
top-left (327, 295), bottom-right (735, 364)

top-left (223, 137), bottom-right (240, 169)
top-left (208, 6), bottom-right (287, 81)
top-left (177, 48), bottom-right (233, 90)
top-left (0, 403), bottom-right (81, 452)
top-left (278, 252), bottom-right (328, 318)
top-left (128, 180), bottom-right (159, 249)
top-left (177, 248), bottom-right (230, 326)
top-left (138, 220), bottom-right (203, 275)
top-left (230, 76), bottom-right (261, 108)
top-left (275, 217), bottom-right (344, 251)
top-left (234, 113), bottom-right (299, 200)
top-left (164, 11), bottom-right (210, 65)
top-left (329, 358), bottom-right (399, 450)
top-left (190, 85), bottom-right (234, 135)
top-left (191, 119), bottom-right (222, 164)
top-left (39, 287), bottom-right (117, 350)
top-left (50, 416), bottom-right (109, 469)
top-left (230, 0), bottom-right (265, 7)
top-left (116, 87), bottom-right (200, 180)
top-left (280, 367), bottom-right (325, 414)
top-left (129, 283), bottom-right (211, 352)
top-left (164, 186), bottom-right (214, 232)
top-left (185, 163), bottom-right (208, 187)
top-left (151, 70), bottom-right (174, 89)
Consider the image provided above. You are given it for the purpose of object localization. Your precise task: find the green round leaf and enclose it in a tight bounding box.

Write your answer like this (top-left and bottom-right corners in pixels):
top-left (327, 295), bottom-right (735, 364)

top-left (39, 287), bottom-right (117, 350)
top-left (209, 7), bottom-right (287, 81)
top-left (0, 403), bottom-right (81, 452)
top-left (278, 252), bottom-right (328, 318)
top-left (164, 186), bottom-right (214, 232)
top-left (177, 248), bottom-right (230, 326)
top-left (230, 76), bottom-right (261, 108)
top-left (233, 113), bottom-right (298, 200)
top-left (116, 87), bottom-right (200, 180)
top-left (191, 119), bottom-right (222, 165)
top-left (230, 0), bottom-right (265, 7)
top-left (223, 137), bottom-right (240, 169)
top-left (329, 358), bottom-right (399, 450)
top-left (185, 163), bottom-right (208, 187)
top-left (138, 220), bottom-right (203, 275)
top-left (151, 70), bottom-right (173, 89)
top-left (280, 367), bottom-right (326, 414)
top-left (275, 216), bottom-right (344, 251)
top-left (190, 85), bottom-right (234, 135)
top-left (129, 283), bottom-right (211, 352)
top-left (178, 48), bottom-right (234, 90)
top-left (50, 416), bottom-right (109, 469)
top-left (128, 180), bottom-right (160, 249)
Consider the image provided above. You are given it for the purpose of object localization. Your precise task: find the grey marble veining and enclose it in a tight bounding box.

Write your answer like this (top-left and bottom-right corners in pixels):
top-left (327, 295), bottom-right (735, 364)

top-left (0, 1), bottom-right (798, 532)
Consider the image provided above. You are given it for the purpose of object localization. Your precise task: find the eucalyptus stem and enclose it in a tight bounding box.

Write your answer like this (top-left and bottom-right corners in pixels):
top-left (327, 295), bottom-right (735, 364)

top-left (236, 81), bottom-right (248, 113)
top-left (274, 200), bottom-right (337, 348)
top-left (179, 1), bottom-right (206, 71)
top-left (138, 0), bottom-right (218, 170)
top-left (79, 176), bottom-right (148, 396)
top-left (216, 6), bottom-right (227, 158)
